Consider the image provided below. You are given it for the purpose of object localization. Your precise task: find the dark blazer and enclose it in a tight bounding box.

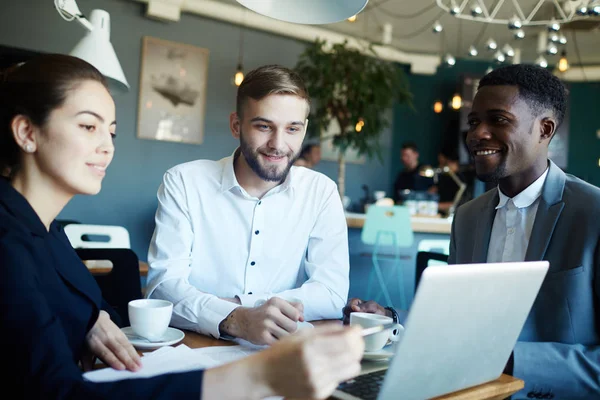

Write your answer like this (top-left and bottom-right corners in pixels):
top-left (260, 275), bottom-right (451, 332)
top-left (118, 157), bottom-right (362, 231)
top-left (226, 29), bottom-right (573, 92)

top-left (0, 178), bottom-right (203, 399)
top-left (449, 161), bottom-right (600, 399)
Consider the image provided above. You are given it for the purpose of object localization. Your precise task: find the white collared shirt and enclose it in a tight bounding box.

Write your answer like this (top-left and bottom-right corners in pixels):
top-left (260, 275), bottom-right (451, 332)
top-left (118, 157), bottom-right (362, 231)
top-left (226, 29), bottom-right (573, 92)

top-left (487, 168), bottom-right (549, 263)
top-left (146, 151), bottom-right (349, 338)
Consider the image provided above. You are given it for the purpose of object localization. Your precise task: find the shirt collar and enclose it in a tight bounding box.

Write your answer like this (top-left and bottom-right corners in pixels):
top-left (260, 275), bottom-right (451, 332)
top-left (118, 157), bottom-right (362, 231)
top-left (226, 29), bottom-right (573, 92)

top-left (219, 147), bottom-right (295, 197)
top-left (496, 167), bottom-right (549, 210)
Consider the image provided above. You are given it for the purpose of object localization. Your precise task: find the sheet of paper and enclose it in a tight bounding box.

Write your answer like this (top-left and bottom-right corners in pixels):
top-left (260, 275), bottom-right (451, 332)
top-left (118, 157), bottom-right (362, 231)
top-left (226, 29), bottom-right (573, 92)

top-left (83, 344), bottom-right (260, 383)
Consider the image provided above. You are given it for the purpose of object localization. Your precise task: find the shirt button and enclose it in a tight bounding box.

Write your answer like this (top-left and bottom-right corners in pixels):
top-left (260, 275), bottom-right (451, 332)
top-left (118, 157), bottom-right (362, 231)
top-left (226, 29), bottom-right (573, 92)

top-left (250, 261), bottom-right (256, 266)
top-left (258, 201), bottom-right (262, 205)
top-left (508, 228), bottom-right (515, 235)
top-left (248, 292), bottom-right (253, 295)
top-left (255, 230), bottom-right (260, 235)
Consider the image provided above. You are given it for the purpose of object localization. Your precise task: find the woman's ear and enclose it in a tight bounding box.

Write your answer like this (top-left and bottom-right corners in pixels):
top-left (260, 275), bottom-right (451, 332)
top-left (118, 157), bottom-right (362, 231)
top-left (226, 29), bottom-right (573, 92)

top-left (11, 115), bottom-right (38, 153)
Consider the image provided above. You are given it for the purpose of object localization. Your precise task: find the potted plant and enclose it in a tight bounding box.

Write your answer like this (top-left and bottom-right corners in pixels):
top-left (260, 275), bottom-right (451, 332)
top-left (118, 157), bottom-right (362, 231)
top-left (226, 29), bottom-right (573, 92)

top-left (295, 38), bottom-right (413, 198)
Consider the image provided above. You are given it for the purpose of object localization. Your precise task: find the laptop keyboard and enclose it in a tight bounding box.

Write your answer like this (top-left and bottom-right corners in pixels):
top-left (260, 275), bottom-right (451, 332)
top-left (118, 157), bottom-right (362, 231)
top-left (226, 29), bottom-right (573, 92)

top-left (337, 369), bottom-right (386, 400)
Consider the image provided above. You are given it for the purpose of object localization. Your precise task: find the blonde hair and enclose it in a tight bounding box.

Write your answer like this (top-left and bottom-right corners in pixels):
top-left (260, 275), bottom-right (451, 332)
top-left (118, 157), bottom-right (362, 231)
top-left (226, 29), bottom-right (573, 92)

top-left (236, 64), bottom-right (310, 118)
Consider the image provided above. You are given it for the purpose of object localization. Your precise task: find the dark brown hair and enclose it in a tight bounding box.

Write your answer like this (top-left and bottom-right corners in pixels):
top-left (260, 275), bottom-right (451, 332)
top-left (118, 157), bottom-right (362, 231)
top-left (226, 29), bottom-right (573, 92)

top-left (0, 53), bottom-right (107, 177)
top-left (236, 64), bottom-right (310, 118)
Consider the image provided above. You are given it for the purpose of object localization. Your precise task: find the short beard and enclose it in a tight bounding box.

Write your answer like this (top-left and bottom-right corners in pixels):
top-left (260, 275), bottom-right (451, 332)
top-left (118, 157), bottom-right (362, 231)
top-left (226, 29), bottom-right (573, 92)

top-left (239, 130), bottom-right (297, 182)
top-left (475, 159), bottom-right (508, 184)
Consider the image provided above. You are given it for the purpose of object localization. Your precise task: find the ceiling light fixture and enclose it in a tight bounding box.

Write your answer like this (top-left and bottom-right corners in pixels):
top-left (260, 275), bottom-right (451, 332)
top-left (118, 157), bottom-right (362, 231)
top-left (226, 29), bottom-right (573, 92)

top-left (444, 53), bottom-right (456, 66)
top-left (485, 38), bottom-right (498, 51)
top-left (508, 15), bottom-right (522, 29)
top-left (514, 29), bottom-right (525, 39)
top-left (468, 45), bottom-right (478, 56)
top-left (236, 0), bottom-right (369, 24)
top-left (558, 51), bottom-right (569, 72)
top-left (536, 55), bottom-right (548, 68)
top-left (436, 0), bottom-right (592, 26)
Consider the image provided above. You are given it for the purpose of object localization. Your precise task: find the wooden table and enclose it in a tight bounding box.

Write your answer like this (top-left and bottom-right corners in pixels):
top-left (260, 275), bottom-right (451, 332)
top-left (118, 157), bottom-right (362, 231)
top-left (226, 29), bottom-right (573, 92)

top-left (85, 260), bottom-right (149, 276)
top-left (176, 328), bottom-right (524, 400)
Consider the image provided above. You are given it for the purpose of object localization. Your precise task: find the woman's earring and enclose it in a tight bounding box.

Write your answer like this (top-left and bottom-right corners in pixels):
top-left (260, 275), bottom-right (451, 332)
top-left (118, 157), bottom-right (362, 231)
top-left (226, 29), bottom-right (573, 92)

top-left (24, 144), bottom-right (33, 153)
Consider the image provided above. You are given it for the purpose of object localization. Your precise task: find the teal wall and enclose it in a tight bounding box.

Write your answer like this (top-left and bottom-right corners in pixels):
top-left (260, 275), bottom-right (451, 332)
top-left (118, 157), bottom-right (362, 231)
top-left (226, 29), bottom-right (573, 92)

top-left (391, 59), bottom-right (600, 188)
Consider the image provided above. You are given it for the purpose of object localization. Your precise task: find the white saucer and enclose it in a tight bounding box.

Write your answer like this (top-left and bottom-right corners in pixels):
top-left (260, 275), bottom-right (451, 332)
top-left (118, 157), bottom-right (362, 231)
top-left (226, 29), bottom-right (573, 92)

top-left (363, 346), bottom-right (394, 361)
top-left (121, 327), bottom-right (185, 350)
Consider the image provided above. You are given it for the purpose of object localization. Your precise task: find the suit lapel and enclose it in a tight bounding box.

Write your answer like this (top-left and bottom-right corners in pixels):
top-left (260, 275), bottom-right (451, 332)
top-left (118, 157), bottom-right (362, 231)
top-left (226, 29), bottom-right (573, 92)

top-left (472, 190), bottom-right (498, 263)
top-left (525, 161), bottom-right (566, 262)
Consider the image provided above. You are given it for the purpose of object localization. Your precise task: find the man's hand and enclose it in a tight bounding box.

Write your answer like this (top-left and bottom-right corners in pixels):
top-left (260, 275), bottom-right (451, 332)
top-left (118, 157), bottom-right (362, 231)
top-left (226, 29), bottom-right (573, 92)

top-left (219, 297), bottom-right (304, 345)
top-left (342, 298), bottom-right (390, 325)
top-left (82, 310), bottom-right (142, 372)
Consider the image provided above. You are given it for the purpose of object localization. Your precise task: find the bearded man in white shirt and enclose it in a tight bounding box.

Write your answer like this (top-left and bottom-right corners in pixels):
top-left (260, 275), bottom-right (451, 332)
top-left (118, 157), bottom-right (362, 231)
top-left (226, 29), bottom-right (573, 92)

top-left (343, 64), bottom-right (600, 399)
top-left (145, 65), bottom-right (349, 346)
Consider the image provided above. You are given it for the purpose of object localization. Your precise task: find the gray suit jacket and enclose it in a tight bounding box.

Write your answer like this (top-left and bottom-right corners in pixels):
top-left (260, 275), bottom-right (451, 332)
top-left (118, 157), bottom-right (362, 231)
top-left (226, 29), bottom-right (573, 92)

top-left (449, 160), bottom-right (600, 399)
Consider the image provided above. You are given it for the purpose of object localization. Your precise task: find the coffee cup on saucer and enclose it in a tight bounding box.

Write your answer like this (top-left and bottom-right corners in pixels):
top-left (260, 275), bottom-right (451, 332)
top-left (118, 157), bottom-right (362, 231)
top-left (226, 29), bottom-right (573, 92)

top-left (350, 312), bottom-right (404, 352)
top-left (128, 299), bottom-right (173, 341)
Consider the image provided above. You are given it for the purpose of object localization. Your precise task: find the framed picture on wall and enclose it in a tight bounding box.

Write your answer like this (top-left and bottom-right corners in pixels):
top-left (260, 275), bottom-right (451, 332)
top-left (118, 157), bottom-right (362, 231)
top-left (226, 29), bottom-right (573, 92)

top-left (137, 36), bottom-right (209, 145)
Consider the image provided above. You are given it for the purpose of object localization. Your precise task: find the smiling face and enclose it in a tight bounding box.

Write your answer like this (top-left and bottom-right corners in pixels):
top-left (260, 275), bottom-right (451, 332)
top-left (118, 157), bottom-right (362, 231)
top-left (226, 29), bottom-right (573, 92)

top-left (232, 94), bottom-right (308, 182)
top-left (32, 80), bottom-right (116, 196)
top-left (466, 85), bottom-right (553, 185)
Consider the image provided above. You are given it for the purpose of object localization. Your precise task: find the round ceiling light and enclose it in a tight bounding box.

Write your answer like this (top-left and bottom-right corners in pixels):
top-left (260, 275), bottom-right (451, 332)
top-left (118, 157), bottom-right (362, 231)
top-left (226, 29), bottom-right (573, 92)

top-left (236, 0), bottom-right (369, 24)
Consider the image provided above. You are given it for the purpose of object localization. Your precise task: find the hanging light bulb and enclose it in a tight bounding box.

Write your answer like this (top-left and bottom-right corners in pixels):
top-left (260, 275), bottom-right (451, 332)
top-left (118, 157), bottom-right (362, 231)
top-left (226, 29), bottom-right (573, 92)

top-left (494, 50), bottom-right (506, 63)
top-left (577, 3), bottom-right (588, 15)
top-left (558, 34), bottom-right (567, 45)
top-left (355, 118), bottom-right (365, 132)
top-left (347, 14), bottom-right (357, 22)
top-left (234, 64), bottom-right (244, 86)
top-left (558, 51), bottom-right (569, 72)
top-left (547, 19), bottom-right (560, 32)
top-left (485, 66), bottom-right (494, 74)
top-left (549, 32), bottom-right (560, 43)
top-left (432, 20), bottom-right (443, 33)
top-left (514, 29), bottom-right (525, 39)
top-left (546, 42), bottom-right (558, 55)
top-left (449, 0), bottom-right (460, 15)
top-left (470, 2), bottom-right (483, 16)
top-left (444, 53), bottom-right (456, 66)
top-left (451, 93), bottom-right (463, 110)
top-left (468, 45), bottom-right (478, 56)
top-left (502, 44), bottom-right (515, 57)
top-left (508, 15), bottom-right (522, 30)
top-left (536, 55), bottom-right (548, 68)
top-left (433, 101), bottom-right (443, 113)
top-left (485, 38), bottom-right (498, 51)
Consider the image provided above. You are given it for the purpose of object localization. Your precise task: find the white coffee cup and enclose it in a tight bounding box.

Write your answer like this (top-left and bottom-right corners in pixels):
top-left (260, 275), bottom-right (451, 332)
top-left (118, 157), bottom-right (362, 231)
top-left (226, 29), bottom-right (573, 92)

top-left (350, 312), bottom-right (404, 352)
top-left (128, 299), bottom-right (173, 341)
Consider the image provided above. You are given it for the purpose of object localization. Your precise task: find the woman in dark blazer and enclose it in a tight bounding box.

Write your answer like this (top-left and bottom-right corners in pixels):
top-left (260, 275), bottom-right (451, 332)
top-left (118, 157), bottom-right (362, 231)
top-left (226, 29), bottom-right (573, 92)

top-left (0, 54), bottom-right (363, 399)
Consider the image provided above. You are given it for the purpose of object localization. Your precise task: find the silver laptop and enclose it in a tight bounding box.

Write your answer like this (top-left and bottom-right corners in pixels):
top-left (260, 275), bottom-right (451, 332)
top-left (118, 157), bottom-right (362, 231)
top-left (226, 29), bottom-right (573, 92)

top-left (334, 260), bottom-right (549, 400)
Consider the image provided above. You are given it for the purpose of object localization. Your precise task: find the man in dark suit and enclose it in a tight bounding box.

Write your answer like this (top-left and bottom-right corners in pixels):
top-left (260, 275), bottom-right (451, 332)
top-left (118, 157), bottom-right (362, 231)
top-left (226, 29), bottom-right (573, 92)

top-left (344, 64), bottom-right (600, 399)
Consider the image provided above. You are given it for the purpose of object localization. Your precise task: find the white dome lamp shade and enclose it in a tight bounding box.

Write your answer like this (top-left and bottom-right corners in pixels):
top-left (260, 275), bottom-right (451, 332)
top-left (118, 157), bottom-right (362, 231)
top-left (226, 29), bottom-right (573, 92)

top-left (69, 9), bottom-right (129, 93)
top-left (236, 0), bottom-right (369, 24)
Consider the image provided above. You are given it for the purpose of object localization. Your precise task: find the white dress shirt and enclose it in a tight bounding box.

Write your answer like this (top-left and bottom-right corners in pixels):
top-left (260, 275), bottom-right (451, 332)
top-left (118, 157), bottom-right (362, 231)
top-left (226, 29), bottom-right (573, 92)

top-left (486, 168), bottom-right (549, 263)
top-left (146, 151), bottom-right (349, 338)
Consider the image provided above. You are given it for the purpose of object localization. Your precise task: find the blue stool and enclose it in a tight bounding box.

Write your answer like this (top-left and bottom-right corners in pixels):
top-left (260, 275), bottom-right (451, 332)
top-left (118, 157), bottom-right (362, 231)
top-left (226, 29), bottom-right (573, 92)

top-left (361, 205), bottom-right (414, 309)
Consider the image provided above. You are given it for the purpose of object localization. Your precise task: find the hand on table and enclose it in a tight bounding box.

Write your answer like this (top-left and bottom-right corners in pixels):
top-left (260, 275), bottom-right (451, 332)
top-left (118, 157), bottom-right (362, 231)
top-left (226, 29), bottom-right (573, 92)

top-left (342, 297), bottom-right (390, 325)
top-left (219, 297), bottom-right (304, 345)
top-left (81, 310), bottom-right (142, 372)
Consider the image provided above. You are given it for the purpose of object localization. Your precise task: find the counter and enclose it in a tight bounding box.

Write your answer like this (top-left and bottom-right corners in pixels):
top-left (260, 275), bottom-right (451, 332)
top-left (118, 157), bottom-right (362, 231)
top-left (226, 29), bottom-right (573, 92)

top-left (345, 212), bottom-right (452, 234)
